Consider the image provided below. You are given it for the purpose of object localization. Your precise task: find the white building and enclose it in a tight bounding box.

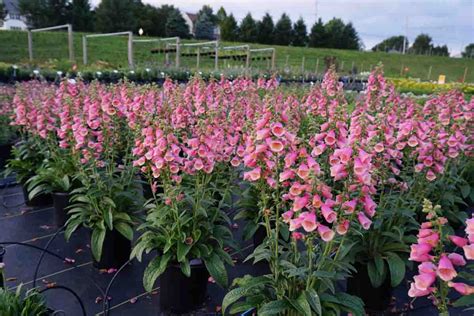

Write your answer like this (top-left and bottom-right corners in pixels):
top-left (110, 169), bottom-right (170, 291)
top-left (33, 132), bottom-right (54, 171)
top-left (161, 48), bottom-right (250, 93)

top-left (0, 0), bottom-right (27, 30)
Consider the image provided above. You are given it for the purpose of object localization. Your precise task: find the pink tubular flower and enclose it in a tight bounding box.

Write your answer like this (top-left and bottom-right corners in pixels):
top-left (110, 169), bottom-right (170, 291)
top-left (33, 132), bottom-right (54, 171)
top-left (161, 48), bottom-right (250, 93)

top-left (463, 244), bottom-right (474, 260)
top-left (243, 167), bottom-right (261, 182)
top-left (282, 210), bottom-right (294, 223)
top-left (317, 224), bottom-right (335, 242)
top-left (293, 194), bottom-right (310, 211)
top-left (408, 282), bottom-right (434, 298)
top-left (267, 139), bottom-right (284, 153)
top-left (466, 217), bottom-right (474, 235)
top-left (270, 122), bottom-right (285, 137)
top-left (301, 212), bottom-right (317, 232)
top-left (336, 220), bottom-right (350, 235)
top-left (447, 253), bottom-right (466, 266)
top-left (409, 243), bottom-right (433, 262)
top-left (413, 272), bottom-right (436, 291)
top-left (357, 212), bottom-right (372, 230)
top-left (447, 282), bottom-right (474, 295)
top-left (436, 255), bottom-right (457, 281)
top-left (449, 235), bottom-right (468, 248)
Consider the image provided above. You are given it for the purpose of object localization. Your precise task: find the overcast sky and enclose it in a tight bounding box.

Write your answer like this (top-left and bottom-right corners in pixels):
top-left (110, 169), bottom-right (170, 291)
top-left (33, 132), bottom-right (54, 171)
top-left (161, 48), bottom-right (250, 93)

top-left (91, 0), bottom-right (474, 55)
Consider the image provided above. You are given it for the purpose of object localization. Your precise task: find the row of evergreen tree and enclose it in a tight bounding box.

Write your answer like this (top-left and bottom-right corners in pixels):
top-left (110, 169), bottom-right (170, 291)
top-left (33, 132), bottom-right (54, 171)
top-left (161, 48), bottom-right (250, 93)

top-left (16, 0), bottom-right (362, 50)
top-left (12, 0), bottom-right (460, 55)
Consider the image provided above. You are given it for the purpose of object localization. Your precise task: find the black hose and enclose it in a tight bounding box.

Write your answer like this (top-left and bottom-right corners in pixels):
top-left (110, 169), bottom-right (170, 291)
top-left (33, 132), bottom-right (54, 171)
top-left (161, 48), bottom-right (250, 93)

top-left (102, 258), bottom-right (133, 316)
top-left (38, 284), bottom-right (87, 316)
top-left (0, 241), bottom-right (106, 298)
top-left (32, 225), bottom-right (65, 289)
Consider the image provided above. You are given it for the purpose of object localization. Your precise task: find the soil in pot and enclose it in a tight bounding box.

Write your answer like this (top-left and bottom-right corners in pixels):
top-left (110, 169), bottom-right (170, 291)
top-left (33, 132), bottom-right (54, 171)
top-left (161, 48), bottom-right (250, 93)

top-left (92, 229), bottom-right (132, 270)
top-left (22, 185), bottom-right (53, 207)
top-left (159, 259), bottom-right (209, 314)
top-left (52, 192), bottom-right (70, 228)
top-left (347, 262), bottom-right (392, 313)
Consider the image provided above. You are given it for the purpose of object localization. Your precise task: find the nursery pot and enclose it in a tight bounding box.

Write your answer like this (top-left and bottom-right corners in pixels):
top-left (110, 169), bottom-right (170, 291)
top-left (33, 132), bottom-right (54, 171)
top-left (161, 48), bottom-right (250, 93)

top-left (159, 259), bottom-right (209, 313)
top-left (92, 229), bottom-right (131, 270)
top-left (347, 262), bottom-right (392, 312)
top-left (52, 192), bottom-right (70, 228)
top-left (0, 142), bottom-right (13, 168)
top-left (22, 185), bottom-right (53, 207)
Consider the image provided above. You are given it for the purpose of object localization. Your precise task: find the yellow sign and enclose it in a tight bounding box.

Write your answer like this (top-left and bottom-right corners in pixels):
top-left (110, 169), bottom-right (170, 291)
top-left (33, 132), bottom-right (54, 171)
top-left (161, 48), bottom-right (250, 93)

top-left (438, 75), bottom-right (446, 84)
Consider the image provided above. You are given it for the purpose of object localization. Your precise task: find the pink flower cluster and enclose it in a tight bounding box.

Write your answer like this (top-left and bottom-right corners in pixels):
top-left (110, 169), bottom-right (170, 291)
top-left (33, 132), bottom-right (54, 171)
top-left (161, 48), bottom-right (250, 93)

top-left (408, 201), bottom-right (474, 299)
top-left (8, 68), bottom-right (473, 244)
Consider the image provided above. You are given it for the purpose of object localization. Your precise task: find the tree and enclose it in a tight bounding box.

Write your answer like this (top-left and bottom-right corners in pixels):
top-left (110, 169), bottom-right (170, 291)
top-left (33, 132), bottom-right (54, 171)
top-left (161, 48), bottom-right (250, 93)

top-left (341, 22), bottom-right (360, 50)
top-left (220, 13), bottom-right (238, 41)
top-left (462, 43), bottom-right (474, 58)
top-left (431, 45), bottom-right (449, 56)
top-left (239, 13), bottom-right (257, 43)
top-left (274, 13), bottom-right (292, 45)
top-left (19, 0), bottom-right (71, 28)
top-left (195, 13), bottom-right (214, 39)
top-left (94, 0), bottom-right (138, 33)
top-left (0, 2), bottom-right (6, 21)
top-left (197, 5), bottom-right (216, 24)
top-left (308, 18), bottom-right (328, 48)
top-left (165, 8), bottom-right (191, 38)
top-left (324, 18), bottom-right (346, 49)
top-left (71, 0), bottom-right (93, 32)
top-left (292, 17), bottom-right (307, 47)
top-left (216, 6), bottom-right (227, 23)
top-left (410, 33), bottom-right (433, 54)
top-left (135, 4), bottom-right (175, 36)
top-left (257, 13), bottom-right (274, 44)
top-left (372, 35), bottom-right (408, 52)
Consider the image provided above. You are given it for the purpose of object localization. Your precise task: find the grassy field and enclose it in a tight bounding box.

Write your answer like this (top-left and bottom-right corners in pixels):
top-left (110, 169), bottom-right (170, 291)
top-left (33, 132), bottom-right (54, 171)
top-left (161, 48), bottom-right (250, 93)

top-left (1, 30), bottom-right (474, 82)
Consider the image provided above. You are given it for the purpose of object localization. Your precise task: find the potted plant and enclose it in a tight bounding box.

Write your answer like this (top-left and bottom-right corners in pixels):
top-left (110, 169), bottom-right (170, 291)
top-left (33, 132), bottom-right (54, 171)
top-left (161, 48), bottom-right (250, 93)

top-left (65, 165), bottom-right (140, 269)
top-left (132, 165), bottom-right (238, 313)
top-left (4, 138), bottom-right (52, 207)
top-left (0, 115), bottom-right (17, 169)
top-left (26, 155), bottom-right (77, 227)
top-left (0, 285), bottom-right (50, 316)
top-left (407, 200), bottom-right (474, 315)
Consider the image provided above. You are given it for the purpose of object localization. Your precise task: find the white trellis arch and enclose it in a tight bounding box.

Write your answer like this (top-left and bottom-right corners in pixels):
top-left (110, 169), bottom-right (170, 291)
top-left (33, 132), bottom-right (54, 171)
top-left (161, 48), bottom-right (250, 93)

top-left (28, 24), bottom-right (74, 62)
top-left (82, 31), bottom-right (134, 69)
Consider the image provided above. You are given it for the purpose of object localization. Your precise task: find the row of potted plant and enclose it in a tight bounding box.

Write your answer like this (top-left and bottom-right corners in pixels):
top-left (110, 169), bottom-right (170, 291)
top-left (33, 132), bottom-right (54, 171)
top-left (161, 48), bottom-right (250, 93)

top-left (2, 67), bottom-right (473, 314)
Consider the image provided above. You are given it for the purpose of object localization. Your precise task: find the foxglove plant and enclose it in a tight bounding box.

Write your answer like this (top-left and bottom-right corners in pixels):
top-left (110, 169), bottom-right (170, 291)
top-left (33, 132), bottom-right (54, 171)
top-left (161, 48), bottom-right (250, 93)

top-left (408, 199), bottom-right (473, 314)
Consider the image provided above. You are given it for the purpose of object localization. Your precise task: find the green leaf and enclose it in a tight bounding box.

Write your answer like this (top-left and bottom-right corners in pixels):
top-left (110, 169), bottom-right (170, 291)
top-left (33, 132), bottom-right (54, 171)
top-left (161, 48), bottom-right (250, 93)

top-left (367, 261), bottom-right (384, 288)
top-left (104, 208), bottom-right (114, 231)
top-left (452, 294), bottom-right (474, 307)
top-left (292, 292), bottom-right (312, 316)
top-left (91, 228), bottom-right (106, 262)
top-left (64, 218), bottom-right (82, 240)
top-left (334, 293), bottom-right (365, 316)
top-left (259, 300), bottom-right (290, 315)
top-left (386, 252), bottom-right (406, 287)
top-left (143, 253), bottom-right (171, 292)
top-left (306, 289), bottom-right (322, 315)
top-left (460, 184), bottom-right (471, 199)
top-left (115, 222), bottom-right (133, 241)
top-left (180, 260), bottom-right (191, 277)
top-left (204, 253), bottom-right (228, 288)
top-left (177, 242), bottom-right (192, 262)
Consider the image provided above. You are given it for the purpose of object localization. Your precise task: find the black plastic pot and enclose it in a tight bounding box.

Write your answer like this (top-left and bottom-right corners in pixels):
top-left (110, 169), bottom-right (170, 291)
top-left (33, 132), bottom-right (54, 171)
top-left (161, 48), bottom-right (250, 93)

top-left (0, 246), bottom-right (5, 288)
top-left (92, 229), bottom-right (132, 270)
top-left (159, 259), bottom-right (209, 314)
top-left (22, 185), bottom-right (53, 207)
top-left (347, 262), bottom-right (392, 313)
top-left (0, 142), bottom-right (14, 168)
top-left (52, 192), bottom-right (70, 228)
